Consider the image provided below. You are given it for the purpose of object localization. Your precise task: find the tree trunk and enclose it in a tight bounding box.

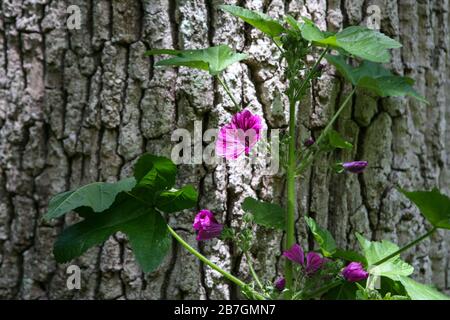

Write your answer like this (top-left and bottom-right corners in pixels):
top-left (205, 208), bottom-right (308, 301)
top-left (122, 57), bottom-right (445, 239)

top-left (0, 0), bottom-right (448, 299)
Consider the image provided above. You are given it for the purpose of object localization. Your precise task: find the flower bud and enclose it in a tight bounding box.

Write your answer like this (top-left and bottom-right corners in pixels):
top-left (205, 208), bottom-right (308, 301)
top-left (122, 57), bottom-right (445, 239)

top-left (343, 161), bottom-right (368, 173)
top-left (274, 277), bottom-right (286, 291)
top-left (342, 262), bottom-right (369, 282)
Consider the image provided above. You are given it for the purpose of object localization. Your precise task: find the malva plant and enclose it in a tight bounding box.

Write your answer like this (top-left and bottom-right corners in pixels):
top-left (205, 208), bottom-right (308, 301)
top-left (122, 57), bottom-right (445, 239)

top-left (44, 5), bottom-right (449, 300)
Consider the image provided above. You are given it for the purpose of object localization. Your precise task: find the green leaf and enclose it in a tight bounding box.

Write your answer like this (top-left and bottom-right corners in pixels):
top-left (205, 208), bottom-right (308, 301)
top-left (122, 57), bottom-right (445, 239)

top-left (124, 210), bottom-right (172, 272)
top-left (299, 17), bottom-right (327, 42)
top-left (328, 130), bottom-right (353, 150)
top-left (219, 5), bottom-right (285, 38)
top-left (356, 233), bottom-right (414, 279)
top-left (398, 276), bottom-right (450, 300)
top-left (326, 54), bottom-right (428, 104)
top-left (241, 197), bottom-right (285, 230)
top-left (155, 185), bottom-right (198, 213)
top-left (333, 26), bottom-right (401, 63)
top-left (54, 195), bottom-right (171, 273)
top-left (295, 20), bottom-right (401, 63)
top-left (323, 281), bottom-right (358, 300)
top-left (44, 177), bottom-right (136, 220)
top-left (146, 45), bottom-right (248, 76)
top-left (134, 154), bottom-right (177, 191)
top-left (399, 188), bottom-right (450, 230)
top-left (305, 216), bottom-right (337, 257)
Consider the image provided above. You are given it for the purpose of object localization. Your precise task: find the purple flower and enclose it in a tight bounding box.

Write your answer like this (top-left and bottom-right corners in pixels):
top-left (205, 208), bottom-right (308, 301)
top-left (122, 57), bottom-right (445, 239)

top-left (283, 244), bottom-right (305, 265)
top-left (283, 244), bottom-right (326, 275)
top-left (342, 262), bottom-right (369, 282)
top-left (343, 161), bottom-right (368, 174)
top-left (193, 210), bottom-right (223, 241)
top-left (304, 137), bottom-right (315, 147)
top-left (216, 109), bottom-right (263, 159)
top-left (305, 252), bottom-right (325, 274)
top-left (274, 277), bottom-right (286, 291)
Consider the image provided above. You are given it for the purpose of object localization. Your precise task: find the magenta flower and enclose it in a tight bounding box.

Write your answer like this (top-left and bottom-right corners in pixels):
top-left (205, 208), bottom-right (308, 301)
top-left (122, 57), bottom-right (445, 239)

top-left (342, 262), bottom-right (369, 282)
top-left (343, 161), bottom-right (368, 173)
top-left (304, 137), bottom-right (315, 147)
top-left (274, 277), bottom-right (286, 291)
top-left (283, 244), bottom-right (326, 275)
top-left (283, 244), bottom-right (304, 265)
top-left (216, 109), bottom-right (263, 159)
top-left (193, 210), bottom-right (223, 241)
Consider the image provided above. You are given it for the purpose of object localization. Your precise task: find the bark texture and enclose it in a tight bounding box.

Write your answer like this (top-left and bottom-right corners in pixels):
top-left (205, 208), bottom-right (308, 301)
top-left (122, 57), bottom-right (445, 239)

top-left (0, 0), bottom-right (449, 299)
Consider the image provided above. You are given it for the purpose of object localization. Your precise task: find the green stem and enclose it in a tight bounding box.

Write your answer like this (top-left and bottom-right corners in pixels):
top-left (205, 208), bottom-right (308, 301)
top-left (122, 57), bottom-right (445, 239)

top-left (296, 87), bottom-right (356, 175)
top-left (284, 48), bottom-right (329, 289)
top-left (244, 251), bottom-right (265, 294)
top-left (217, 75), bottom-right (240, 111)
top-left (373, 227), bottom-right (437, 266)
top-left (126, 191), bottom-right (267, 300)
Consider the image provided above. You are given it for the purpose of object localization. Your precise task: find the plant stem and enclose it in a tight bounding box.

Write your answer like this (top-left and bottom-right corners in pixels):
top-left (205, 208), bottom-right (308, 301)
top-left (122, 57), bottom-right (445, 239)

top-left (167, 226), bottom-right (267, 300)
top-left (244, 251), bottom-right (265, 294)
top-left (284, 48), bottom-right (329, 289)
top-left (296, 87), bottom-right (356, 174)
top-left (217, 75), bottom-right (240, 111)
top-left (373, 227), bottom-right (437, 266)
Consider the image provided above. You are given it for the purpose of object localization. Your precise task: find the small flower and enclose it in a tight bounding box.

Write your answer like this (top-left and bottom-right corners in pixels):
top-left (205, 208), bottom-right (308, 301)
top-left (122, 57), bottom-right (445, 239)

top-left (274, 277), bottom-right (286, 291)
top-left (305, 252), bottom-right (325, 274)
top-left (193, 210), bottom-right (223, 241)
top-left (304, 137), bottom-right (315, 147)
top-left (342, 262), bottom-right (369, 282)
top-left (283, 244), bottom-right (326, 275)
top-left (216, 109), bottom-right (263, 159)
top-left (283, 244), bottom-right (304, 265)
top-left (343, 161), bottom-right (368, 174)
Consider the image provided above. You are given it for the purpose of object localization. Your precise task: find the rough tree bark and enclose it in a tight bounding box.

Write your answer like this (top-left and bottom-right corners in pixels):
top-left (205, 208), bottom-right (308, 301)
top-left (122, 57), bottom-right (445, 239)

top-left (0, 0), bottom-right (449, 299)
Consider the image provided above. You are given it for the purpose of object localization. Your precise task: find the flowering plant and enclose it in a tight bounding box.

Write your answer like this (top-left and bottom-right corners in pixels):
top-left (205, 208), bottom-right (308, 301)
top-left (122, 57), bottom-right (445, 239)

top-left (44, 5), bottom-right (449, 300)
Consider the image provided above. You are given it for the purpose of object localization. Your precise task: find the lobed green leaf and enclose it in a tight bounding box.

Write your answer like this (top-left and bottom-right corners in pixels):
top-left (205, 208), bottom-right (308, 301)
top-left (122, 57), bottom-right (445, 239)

top-left (326, 54), bottom-right (428, 104)
top-left (398, 276), bottom-right (450, 300)
top-left (399, 188), bottom-right (450, 230)
top-left (219, 5), bottom-right (285, 38)
top-left (44, 177), bottom-right (136, 220)
top-left (242, 197), bottom-right (285, 230)
top-left (155, 185), bottom-right (198, 213)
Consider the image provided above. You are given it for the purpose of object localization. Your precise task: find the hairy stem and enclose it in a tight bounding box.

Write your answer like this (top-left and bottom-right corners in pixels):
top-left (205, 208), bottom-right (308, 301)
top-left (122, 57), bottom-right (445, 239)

top-left (285, 48), bottom-right (329, 289)
top-left (244, 251), bottom-right (265, 294)
top-left (217, 75), bottom-right (240, 111)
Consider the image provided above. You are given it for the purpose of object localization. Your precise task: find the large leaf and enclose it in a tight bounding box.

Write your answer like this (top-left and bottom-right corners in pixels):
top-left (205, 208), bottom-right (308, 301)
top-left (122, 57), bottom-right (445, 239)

top-left (44, 177), bottom-right (136, 220)
top-left (54, 195), bottom-right (171, 273)
top-left (326, 54), bottom-right (428, 104)
top-left (400, 188), bottom-right (450, 230)
top-left (242, 197), bottom-right (285, 230)
top-left (219, 5), bottom-right (285, 38)
top-left (356, 233), bottom-right (414, 279)
top-left (155, 185), bottom-right (198, 213)
top-left (398, 276), bottom-right (450, 300)
top-left (305, 217), bottom-right (336, 257)
top-left (301, 22), bottom-right (401, 63)
top-left (134, 154), bottom-right (177, 191)
top-left (146, 45), bottom-right (248, 76)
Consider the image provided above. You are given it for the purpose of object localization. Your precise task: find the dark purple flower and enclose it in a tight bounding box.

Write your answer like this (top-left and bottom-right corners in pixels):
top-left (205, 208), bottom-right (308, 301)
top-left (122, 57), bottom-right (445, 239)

top-left (274, 277), bottom-right (286, 291)
top-left (305, 252), bottom-right (325, 274)
top-left (342, 262), bottom-right (369, 282)
top-left (343, 161), bottom-right (368, 174)
top-left (193, 210), bottom-right (223, 241)
top-left (283, 244), bottom-right (305, 265)
top-left (304, 137), bottom-right (315, 147)
top-left (216, 109), bottom-right (263, 159)
top-left (283, 244), bottom-right (326, 275)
